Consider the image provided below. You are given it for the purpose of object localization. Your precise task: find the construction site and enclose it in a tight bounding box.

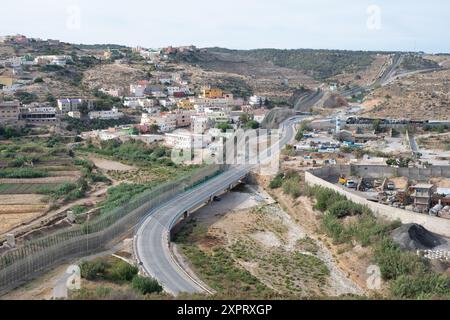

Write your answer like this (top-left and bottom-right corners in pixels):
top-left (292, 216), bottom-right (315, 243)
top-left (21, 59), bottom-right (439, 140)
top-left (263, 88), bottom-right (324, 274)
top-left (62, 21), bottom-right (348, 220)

top-left (316, 165), bottom-right (450, 218)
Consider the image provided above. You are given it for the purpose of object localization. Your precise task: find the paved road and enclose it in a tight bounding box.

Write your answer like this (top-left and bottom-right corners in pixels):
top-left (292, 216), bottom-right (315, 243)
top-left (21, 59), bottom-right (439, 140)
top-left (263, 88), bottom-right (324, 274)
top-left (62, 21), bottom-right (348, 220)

top-left (294, 89), bottom-right (324, 112)
top-left (339, 54), bottom-right (404, 98)
top-left (135, 117), bottom-right (298, 295)
top-left (339, 53), bottom-right (442, 99)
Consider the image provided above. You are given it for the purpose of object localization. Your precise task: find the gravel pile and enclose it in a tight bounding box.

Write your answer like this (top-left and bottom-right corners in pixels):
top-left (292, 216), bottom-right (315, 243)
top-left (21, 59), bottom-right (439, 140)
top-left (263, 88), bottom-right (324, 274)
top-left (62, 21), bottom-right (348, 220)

top-left (392, 224), bottom-right (449, 251)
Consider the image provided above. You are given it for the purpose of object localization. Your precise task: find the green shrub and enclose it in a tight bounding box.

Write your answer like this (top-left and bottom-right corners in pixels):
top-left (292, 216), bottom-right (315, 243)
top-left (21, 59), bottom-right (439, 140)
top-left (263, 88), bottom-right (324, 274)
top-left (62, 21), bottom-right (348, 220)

top-left (72, 205), bottom-right (88, 215)
top-left (269, 175), bottom-right (283, 189)
top-left (80, 260), bottom-right (107, 280)
top-left (295, 130), bottom-right (304, 142)
top-left (109, 261), bottom-right (139, 282)
top-left (391, 273), bottom-right (450, 299)
top-left (282, 177), bottom-right (302, 198)
top-left (328, 200), bottom-right (368, 218)
top-left (0, 168), bottom-right (48, 179)
top-left (322, 213), bottom-right (347, 243)
top-left (347, 214), bottom-right (400, 247)
top-left (131, 276), bottom-right (163, 295)
top-left (374, 238), bottom-right (427, 281)
top-left (313, 188), bottom-right (346, 212)
top-left (73, 158), bottom-right (95, 171)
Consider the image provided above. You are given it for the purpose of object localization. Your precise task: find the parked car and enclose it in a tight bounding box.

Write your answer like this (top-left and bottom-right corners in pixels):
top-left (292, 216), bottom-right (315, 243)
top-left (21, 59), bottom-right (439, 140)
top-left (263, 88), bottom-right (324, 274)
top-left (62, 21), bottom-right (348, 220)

top-left (387, 182), bottom-right (396, 190)
top-left (346, 180), bottom-right (357, 189)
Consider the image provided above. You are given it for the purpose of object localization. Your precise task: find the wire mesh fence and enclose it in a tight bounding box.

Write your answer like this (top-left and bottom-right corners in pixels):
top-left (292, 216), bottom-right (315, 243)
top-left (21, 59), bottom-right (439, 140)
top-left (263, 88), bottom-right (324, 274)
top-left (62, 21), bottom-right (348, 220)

top-left (0, 164), bottom-right (225, 294)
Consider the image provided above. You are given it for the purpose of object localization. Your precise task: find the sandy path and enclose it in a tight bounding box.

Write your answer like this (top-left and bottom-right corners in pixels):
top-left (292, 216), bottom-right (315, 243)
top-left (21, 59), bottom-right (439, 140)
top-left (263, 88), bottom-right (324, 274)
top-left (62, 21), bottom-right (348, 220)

top-left (89, 156), bottom-right (136, 172)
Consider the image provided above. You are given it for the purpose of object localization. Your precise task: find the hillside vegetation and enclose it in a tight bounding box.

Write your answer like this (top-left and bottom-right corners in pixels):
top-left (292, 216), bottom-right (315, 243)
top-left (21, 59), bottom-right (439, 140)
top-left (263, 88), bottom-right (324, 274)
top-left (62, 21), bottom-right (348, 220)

top-left (232, 49), bottom-right (375, 79)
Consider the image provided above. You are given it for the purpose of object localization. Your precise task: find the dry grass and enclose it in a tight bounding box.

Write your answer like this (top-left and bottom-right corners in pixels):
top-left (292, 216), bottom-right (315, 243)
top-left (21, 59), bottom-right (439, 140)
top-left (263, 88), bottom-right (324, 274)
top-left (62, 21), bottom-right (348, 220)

top-left (362, 69), bottom-right (450, 120)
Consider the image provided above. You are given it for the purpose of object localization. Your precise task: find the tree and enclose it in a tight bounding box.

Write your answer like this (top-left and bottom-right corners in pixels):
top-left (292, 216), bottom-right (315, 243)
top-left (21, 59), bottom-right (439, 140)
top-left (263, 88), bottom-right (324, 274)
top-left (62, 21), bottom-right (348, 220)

top-left (148, 124), bottom-right (159, 134)
top-left (217, 123), bottom-right (233, 133)
top-left (372, 119), bottom-right (382, 133)
top-left (244, 120), bottom-right (260, 130)
top-left (239, 113), bottom-right (250, 124)
top-left (46, 94), bottom-right (57, 107)
top-left (78, 101), bottom-right (90, 115)
top-left (295, 129), bottom-right (304, 142)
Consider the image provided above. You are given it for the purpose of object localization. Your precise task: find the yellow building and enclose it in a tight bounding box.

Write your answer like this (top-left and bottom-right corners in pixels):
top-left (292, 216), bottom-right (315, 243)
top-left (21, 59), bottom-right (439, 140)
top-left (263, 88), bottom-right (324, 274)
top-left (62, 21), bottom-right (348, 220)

top-left (202, 87), bottom-right (223, 99)
top-left (178, 99), bottom-right (194, 109)
top-left (0, 77), bottom-right (14, 87)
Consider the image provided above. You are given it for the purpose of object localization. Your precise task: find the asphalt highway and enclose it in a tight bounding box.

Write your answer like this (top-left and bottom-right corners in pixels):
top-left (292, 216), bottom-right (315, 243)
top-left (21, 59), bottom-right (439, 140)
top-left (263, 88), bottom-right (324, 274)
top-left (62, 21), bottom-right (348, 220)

top-left (134, 117), bottom-right (299, 295)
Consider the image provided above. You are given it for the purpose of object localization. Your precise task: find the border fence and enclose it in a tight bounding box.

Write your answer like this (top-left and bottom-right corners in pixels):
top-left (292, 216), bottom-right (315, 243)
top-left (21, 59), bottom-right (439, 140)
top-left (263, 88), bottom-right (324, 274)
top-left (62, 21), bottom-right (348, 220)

top-left (0, 164), bottom-right (225, 295)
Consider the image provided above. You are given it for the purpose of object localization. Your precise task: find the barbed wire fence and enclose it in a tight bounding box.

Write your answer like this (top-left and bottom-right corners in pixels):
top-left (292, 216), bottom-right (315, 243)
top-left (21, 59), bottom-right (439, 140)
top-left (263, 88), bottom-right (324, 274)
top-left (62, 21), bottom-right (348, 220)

top-left (0, 165), bottom-right (224, 295)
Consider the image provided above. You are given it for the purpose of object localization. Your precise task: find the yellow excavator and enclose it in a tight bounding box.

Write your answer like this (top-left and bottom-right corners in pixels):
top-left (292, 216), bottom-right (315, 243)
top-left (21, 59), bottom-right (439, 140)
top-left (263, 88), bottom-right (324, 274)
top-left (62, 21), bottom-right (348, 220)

top-left (339, 175), bottom-right (348, 185)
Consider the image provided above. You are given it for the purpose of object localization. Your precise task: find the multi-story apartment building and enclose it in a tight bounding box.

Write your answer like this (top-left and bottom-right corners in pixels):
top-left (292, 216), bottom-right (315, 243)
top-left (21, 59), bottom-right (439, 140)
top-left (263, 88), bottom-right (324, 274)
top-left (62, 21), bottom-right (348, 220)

top-left (57, 99), bottom-right (93, 113)
top-left (191, 116), bottom-right (210, 134)
top-left (201, 87), bottom-right (223, 99)
top-left (124, 97), bottom-right (155, 109)
top-left (164, 132), bottom-right (208, 150)
top-left (141, 113), bottom-right (177, 133)
top-left (0, 100), bottom-right (20, 125)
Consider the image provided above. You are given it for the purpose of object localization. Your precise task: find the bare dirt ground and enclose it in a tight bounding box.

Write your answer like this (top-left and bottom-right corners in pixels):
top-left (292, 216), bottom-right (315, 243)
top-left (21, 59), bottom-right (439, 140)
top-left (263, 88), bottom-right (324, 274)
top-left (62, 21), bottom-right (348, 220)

top-left (0, 176), bottom-right (78, 184)
top-left (256, 174), bottom-right (387, 295)
top-left (1, 264), bottom-right (70, 300)
top-left (269, 189), bottom-right (376, 293)
top-left (1, 239), bottom-right (135, 300)
top-left (0, 180), bottom-right (115, 244)
top-left (425, 55), bottom-right (450, 68)
top-left (361, 68), bottom-right (450, 120)
top-left (183, 185), bottom-right (363, 297)
top-left (181, 57), bottom-right (318, 101)
top-left (89, 156), bottom-right (136, 172)
top-left (0, 195), bottom-right (48, 235)
top-left (82, 64), bottom-right (146, 91)
top-left (416, 132), bottom-right (450, 151)
top-left (429, 177), bottom-right (450, 188)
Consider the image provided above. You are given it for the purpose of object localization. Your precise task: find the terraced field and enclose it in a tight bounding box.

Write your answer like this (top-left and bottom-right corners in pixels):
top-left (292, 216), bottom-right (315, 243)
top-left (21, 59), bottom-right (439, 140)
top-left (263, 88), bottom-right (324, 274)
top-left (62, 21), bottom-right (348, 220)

top-left (0, 183), bottom-right (63, 195)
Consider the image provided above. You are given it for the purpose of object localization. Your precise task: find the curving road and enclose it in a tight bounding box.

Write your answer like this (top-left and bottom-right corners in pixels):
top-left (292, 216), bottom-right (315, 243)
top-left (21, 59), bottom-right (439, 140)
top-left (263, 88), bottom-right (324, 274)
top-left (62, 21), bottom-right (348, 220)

top-left (134, 117), bottom-right (299, 295)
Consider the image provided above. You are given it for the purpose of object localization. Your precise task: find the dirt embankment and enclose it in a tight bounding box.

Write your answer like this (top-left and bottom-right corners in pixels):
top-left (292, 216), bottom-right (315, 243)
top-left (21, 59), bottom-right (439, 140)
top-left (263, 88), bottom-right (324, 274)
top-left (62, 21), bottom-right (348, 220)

top-left (255, 174), bottom-right (380, 294)
top-left (82, 63), bottom-right (146, 91)
top-left (177, 184), bottom-right (363, 297)
top-left (361, 68), bottom-right (450, 121)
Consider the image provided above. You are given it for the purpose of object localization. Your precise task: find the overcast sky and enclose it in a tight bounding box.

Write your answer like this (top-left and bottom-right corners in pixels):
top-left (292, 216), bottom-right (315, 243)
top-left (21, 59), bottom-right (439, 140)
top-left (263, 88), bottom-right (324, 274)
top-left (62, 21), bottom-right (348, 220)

top-left (1, 0), bottom-right (449, 53)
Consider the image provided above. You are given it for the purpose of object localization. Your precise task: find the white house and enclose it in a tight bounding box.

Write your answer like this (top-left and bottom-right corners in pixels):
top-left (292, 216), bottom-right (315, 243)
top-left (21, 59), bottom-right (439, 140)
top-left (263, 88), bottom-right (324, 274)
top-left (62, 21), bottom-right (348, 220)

top-left (88, 107), bottom-right (124, 120)
top-left (167, 86), bottom-right (191, 96)
top-left (165, 131), bottom-right (208, 150)
top-left (34, 55), bottom-right (72, 66)
top-left (141, 113), bottom-right (177, 133)
top-left (100, 88), bottom-right (123, 97)
top-left (191, 116), bottom-right (210, 134)
top-left (124, 97), bottom-right (156, 109)
top-left (57, 99), bottom-right (92, 113)
top-left (130, 83), bottom-right (147, 97)
top-left (159, 77), bottom-right (172, 85)
top-left (249, 95), bottom-right (266, 107)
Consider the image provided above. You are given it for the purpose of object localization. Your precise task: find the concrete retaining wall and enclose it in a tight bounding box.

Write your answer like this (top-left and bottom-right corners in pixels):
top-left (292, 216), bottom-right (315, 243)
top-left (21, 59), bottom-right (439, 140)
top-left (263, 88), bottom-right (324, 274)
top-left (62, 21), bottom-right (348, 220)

top-left (311, 165), bottom-right (450, 180)
top-left (305, 171), bottom-right (450, 238)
